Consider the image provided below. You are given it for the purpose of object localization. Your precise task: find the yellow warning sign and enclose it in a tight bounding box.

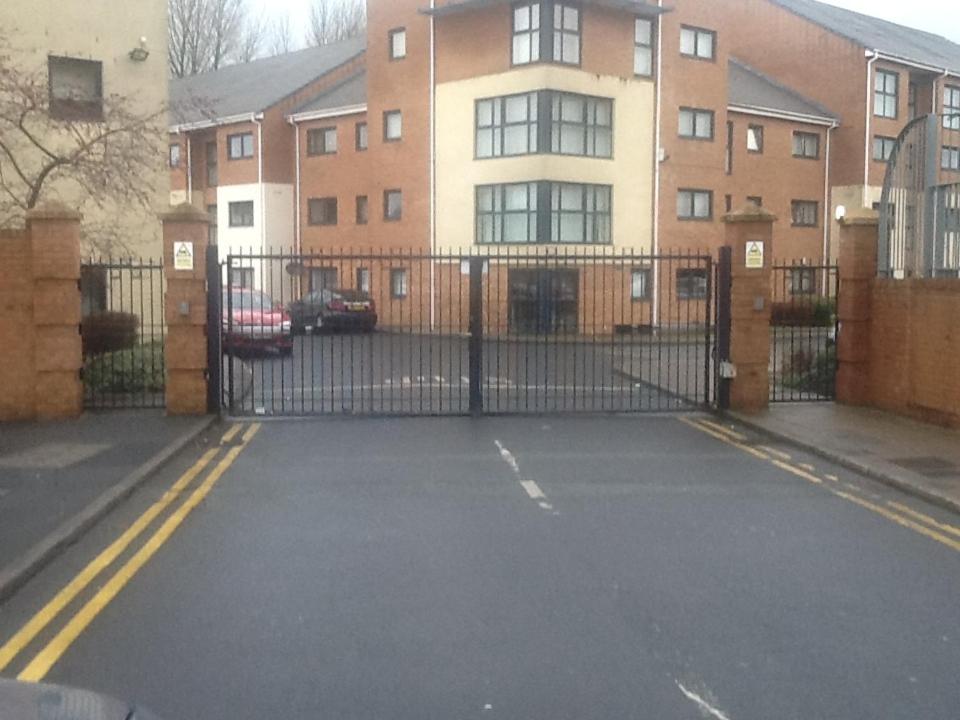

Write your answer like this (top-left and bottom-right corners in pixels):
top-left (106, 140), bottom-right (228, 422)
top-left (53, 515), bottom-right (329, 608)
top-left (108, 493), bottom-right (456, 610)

top-left (745, 241), bottom-right (764, 269)
top-left (174, 241), bottom-right (194, 271)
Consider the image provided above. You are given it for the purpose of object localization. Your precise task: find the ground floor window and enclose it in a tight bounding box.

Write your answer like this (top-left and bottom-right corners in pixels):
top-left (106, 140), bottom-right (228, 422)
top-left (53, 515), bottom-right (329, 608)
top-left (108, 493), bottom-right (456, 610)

top-left (391, 269), bottom-right (408, 299)
top-left (230, 267), bottom-right (255, 289)
top-left (357, 268), bottom-right (371, 294)
top-left (228, 201), bottom-right (254, 228)
top-left (790, 268), bottom-right (816, 295)
top-left (310, 268), bottom-right (338, 292)
top-left (676, 268), bottom-right (707, 300)
top-left (508, 268), bottom-right (578, 334)
top-left (631, 268), bottom-right (651, 301)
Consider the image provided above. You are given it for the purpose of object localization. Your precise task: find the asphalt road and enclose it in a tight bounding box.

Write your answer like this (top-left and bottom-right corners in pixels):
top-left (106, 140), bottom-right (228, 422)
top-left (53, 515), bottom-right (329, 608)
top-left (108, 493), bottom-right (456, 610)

top-left (224, 332), bottom-right (710, 416)
top-left (1, 415), bottom-right (959, 720)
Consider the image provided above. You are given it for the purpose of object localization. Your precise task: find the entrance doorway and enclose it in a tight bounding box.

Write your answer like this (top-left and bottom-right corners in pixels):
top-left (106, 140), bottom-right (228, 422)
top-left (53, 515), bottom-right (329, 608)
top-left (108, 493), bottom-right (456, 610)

top-left (508, 269), bottom-right (578, 335)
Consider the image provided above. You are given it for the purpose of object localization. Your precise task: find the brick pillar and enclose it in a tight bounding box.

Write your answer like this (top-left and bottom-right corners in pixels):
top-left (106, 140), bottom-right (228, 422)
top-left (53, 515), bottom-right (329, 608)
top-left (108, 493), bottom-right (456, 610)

top-left (724, 205), bottom-right (777, 413)
top-left (835, 208), bottom-right (879, 405)
top-left (26, 204), bottom-right (83, 420)
top-left (162, 204), bottom-right (211, 415)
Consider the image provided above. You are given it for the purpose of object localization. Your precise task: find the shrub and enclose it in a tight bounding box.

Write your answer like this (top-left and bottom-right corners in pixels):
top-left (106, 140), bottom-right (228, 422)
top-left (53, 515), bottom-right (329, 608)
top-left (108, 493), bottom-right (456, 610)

top-left (771, 299), bottom-right (835, 327)
top-left (84, 342), bottom-right (165, 394)
top-left (82, 312), bottom-right (139, 356)
top-left (784, 347), bottom-right (836, 396)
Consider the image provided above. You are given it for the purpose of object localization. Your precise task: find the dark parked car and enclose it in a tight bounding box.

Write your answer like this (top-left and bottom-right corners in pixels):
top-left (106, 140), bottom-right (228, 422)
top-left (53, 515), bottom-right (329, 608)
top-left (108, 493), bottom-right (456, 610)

top-left (222, 289), bottom-right (293, 355)
top-left (288, 289), bottom-right (378, 334)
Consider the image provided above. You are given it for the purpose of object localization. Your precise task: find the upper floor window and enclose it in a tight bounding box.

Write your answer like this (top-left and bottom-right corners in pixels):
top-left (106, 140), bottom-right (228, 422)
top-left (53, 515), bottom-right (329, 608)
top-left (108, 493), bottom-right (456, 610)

top-left (206, 142), bottom-right (218, 185)
top-left (307, 127), bottom-right (337, 156)
top-left (511, 2), bottom-right (579, 66)
top-left (356, 122), bottom-right (368, 150)
top-left (791, 200), bottom-right (819, 227)
top-left (228, 201), bottom-right (254, 228)
top-left (677, 189), bottom-right (712, 220)
top-left (475, 90), bottom-right (612, 159)
top-left (874, 70), bottom-right (898, 119)
top-left (873, 135), bottom-right (896, 162)
top-left (356, 195), bottom-right (369, 225)
top-left (308, 197), bottom-right (338, 226)
top-left (389, 28), bottom-right (407, 60)
top-left (169, 143), bottom-right (181, 169)
top-left (678, 107), bottom-right (714, 140)
top-left (227, 133), bottom-right (254, 160)
top-left (908, 82), bottom-right (918, 119)
top-left (384, 110), bottom-right (402, 141)
top-left (943, 146), bottom-right (960, 172)
top-left (944, 85), bottom-right (960, 130)
top-left (384, 189), bottom-right (403, 220)
top-left (48, 56), bottom-right (103, 121)
top-left (792, 131), bottom-right (820, 159)
top-left (679, 26), bottom-right (715, 61)
top-left (747, 124), bottom-right (764, 153)
top-left (551, 183), bottom-right (610, 244)
top-left (634, 19), bottom-right (654, 77)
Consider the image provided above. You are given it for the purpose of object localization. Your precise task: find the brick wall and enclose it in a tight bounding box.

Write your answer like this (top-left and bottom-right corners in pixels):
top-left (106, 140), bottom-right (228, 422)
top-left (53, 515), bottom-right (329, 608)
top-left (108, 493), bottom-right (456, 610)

top-left (0, 229), bottom-right (37, 420)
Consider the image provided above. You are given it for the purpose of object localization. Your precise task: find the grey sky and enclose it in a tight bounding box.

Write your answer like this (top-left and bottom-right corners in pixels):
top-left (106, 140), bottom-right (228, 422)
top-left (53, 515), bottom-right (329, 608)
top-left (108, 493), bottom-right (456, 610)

top-left (251, 0), bottom-right (960, 47)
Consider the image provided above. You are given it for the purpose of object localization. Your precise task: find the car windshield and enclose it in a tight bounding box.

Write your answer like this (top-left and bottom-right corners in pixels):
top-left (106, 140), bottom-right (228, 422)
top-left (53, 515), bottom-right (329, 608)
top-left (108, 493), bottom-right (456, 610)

top-left (225, 291), bottom-right (274, 309)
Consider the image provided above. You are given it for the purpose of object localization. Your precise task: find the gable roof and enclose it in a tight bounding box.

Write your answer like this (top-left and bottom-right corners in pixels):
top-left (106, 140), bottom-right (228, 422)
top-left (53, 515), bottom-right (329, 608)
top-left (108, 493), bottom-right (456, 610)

top-left (771, 0), bottom-right (960, 73)
top-left (728, 58), bottom-right (839, 123)
top-left (171, 36), bottom-right (366, 128)
top-left (292, 71), bottom-right (368, 118)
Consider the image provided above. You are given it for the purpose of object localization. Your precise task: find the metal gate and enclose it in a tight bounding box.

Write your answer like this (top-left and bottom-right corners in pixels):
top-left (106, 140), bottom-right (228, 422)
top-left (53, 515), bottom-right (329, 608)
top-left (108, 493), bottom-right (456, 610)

top-left (769, 263), bottom-right (839, 402)
top-left (216, 250), bottom-right (714, 417)
top-left (80, 258), bottom-right (165, 409)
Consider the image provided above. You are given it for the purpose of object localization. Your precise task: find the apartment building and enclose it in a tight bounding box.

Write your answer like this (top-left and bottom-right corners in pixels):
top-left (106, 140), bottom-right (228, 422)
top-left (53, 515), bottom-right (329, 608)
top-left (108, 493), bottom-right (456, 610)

top-left (1, 0), bottom-right (168, 255)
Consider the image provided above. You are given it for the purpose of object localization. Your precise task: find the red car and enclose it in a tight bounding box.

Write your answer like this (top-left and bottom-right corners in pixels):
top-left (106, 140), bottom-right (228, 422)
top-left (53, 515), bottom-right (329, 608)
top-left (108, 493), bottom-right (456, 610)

top-left (222, 289), bottom-right (293, 355)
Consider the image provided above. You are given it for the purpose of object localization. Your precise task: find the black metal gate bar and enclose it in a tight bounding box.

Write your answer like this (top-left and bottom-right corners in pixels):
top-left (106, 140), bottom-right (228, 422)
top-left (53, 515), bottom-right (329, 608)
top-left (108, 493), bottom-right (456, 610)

top-left (80, 258), bottom-right (165, 410)
top-left (769, 262), bottom-right (839, 403)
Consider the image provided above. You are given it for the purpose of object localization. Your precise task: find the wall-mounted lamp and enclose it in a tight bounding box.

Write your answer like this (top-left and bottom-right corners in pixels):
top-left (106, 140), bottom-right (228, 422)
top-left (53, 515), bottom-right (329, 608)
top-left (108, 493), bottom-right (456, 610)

top-left (129, 37), bottom-right (150, 62)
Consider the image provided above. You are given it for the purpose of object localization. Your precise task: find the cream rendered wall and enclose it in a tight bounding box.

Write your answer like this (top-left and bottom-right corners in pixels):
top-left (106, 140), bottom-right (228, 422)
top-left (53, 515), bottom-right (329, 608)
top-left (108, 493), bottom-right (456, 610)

top-left (0, 1), bottom-right (169, 257)
top-left (435, 65), bottom-right (655, 254)
top-left (218, 183), bottom-right (293, 295)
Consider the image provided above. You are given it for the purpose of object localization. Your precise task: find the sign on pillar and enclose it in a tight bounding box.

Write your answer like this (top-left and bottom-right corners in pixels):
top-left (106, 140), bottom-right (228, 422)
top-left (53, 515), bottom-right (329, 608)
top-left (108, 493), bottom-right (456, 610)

top-left (745, 240), bottom-right (764, 269)
top-left (174, 241), bottom-right (195, 272)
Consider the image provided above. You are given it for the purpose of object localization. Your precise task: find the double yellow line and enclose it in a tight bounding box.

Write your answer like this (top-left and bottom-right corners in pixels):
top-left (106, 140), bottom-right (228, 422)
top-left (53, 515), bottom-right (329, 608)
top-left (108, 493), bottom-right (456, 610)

top-left (681, 417), bottom-right (960, 554)
top-left (0, 422), bottom-right (261, 682)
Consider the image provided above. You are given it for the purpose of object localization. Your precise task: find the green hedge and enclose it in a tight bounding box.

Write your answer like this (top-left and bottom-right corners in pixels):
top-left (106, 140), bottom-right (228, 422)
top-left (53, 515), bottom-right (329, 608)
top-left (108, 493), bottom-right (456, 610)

top-left (84, 342), bottom-right (165, 394)
top-left (783, 347), bottom-right (836, 396)
top-left (771, 299), bottom-right (836, 327)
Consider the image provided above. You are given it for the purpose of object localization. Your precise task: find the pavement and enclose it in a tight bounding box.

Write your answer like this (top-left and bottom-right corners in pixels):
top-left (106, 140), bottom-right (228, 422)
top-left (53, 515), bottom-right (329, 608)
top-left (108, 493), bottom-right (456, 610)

top-left (1, 415), bottom-right (958, 719)
top-left (730, 403), bottom-right (960, 515)
top-left (0, 411), bottom-right (214, 600)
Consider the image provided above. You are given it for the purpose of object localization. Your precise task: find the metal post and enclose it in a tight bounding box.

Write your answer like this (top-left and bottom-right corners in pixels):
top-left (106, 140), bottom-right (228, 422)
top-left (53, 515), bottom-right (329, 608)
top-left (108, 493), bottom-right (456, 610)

top-left (206, 245), bottom-right (222, 414)
top-left (923, 113), bottom-right (939, 276)
top-left (468, 256), bottom-right (484, 417)
top-left (715, 247), bottom-right (733, 411)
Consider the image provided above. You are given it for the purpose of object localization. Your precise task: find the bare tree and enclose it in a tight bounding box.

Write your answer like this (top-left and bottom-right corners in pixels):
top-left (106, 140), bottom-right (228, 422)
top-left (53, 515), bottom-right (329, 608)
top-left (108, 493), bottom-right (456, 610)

top-left (0, 36), bottom-right (169, 253)
top-left (168, 0), bottom-right (247, 77)
top-left (268, 13), bottom-right (296, 57)
top-left (235, 10), bottom-right (268, 64)
top-left (306, 0), bottom-right (366, 47)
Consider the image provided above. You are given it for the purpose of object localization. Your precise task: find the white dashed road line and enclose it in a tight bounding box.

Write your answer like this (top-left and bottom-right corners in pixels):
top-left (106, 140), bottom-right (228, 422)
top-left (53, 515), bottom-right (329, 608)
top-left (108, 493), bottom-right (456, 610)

top-left (494, 440), bottom-right (555, 512)
top-left (676, 681), bottom-right (732, 720)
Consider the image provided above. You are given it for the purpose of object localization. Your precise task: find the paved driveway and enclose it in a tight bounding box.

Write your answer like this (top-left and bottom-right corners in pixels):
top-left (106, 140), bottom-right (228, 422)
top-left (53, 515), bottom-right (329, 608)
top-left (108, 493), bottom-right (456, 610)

top-left (1, 415), bottom-right (959, 719)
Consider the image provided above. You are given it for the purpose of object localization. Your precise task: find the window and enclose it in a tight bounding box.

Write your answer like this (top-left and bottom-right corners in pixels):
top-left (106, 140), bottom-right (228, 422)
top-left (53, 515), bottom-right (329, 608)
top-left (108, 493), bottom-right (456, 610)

top-left (227, 133), bottom-right (254, 160)
top-left (389, 28), bottom-right (407, 60)
top-left (677, 189), bottom-right (712, 220)
top-left (511, 1), bottom-right (579, 66)
top-left (169, 143), bottom-right (181, 168)
top-left (725, 121), bottom-right (733, 175)
top-left (790, 268), bottom-right (816, 296)
top-left (747, 124), bottom-right (764, 153)
top-left (634, 19), bottom-right (654, 77)
top-left (747, 196), bottom-right (762, 207)
top-left (307, 127), bottom-right (337, 155)
top-left (873, 135), bottom-right (896, 162)
top-left (207, 204), bottom-right (218, 244)
top-left (475, 90), bottom-right (612, 159)
top-left (944, 85), bottom-right (960, 130)
top-left (476, 92), bottom-right (539, 158)
top-left (943, 146), bottom-right (960, 172)
top-left (206, 142), bottom-right (218, 185)
top-left (679, 26), bottom-right (715, 60)
top-left (551, 93), bottom-right (613, 157)
top-left (384, 189), bottom-right (403, 220)
top-left (512, 2), bottom-right (541, 65)
top-left (475, 181), bottom-right (612, 245)
top-left (908, 82), bottom-right (918, 119)
top-left (676, 268), bottom-right (708, 300)
top-left (384, 110), bottom-right (402, 141)
top-left (791, 200), bottom-right (819, 227)
top-left (391, 269), bottom-right (408, 299)
top-left (356, 268), bottom-right (371, 294)
top-left (228, 201), bottom-right (254, 227)
top-left (310, 268), bottom-right (338, 292)
top-left (874, 70), bottom-right (898, 119)
top-left (308, 197), bottom-right (338, 226)
top-left (792, 131), bottom-right (820, 159)
top-left (356, 122), bottom-right (368, 150)
top-left (48, 56), bottom-right (102, 121)
top-left (724, 194), bottom-right (732, 213)
top-left (631, 268), bottom-right (651, 301)
top-left (230, 268), bottom-right (254, 289)
top-left (678, 107), bottom-right (714, 140)
top-left (356, 195), bottom-right (369, 224)
top-left (551, 3), bottom-right (580, 65)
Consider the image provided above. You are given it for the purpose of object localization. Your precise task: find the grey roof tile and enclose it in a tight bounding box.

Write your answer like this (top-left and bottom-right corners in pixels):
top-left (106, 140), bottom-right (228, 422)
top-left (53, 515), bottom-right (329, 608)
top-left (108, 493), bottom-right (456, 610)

top-left (171, 36), bottom-right (366, 126)
top-left (293, 71), bottom-right (367, 116)
top-left (729, 58), bottom-right (839, 120)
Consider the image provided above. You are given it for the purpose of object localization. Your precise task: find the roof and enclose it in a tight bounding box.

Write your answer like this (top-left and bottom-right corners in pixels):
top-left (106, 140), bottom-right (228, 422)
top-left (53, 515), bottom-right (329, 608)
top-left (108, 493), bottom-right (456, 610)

top-left (771, 0), bottom-right (960, 73)
top-left (728, 58), bottom-right (839, 122)
top-left (422, 0), bottom-right (666, 19)
top-left (292, 71), bottom-right (368, 117)
top-left (171, 36), bottom-right (366, 127)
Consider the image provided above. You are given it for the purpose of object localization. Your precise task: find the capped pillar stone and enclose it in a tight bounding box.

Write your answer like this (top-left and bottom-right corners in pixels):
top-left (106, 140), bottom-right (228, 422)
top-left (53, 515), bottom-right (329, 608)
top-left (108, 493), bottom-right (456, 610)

top-left (836, 209), bottom-right (879, 406)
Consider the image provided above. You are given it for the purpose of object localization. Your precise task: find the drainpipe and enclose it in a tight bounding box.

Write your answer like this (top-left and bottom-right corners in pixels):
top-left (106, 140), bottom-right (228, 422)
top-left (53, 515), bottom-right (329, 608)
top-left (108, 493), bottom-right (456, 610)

top-left (652, 0), bottom-right (664, 324)
top-left (291, 118), bottom-right (302, 254)
top-left (185, 132), bottom-right (193, 203)
top-left (863, 50), bottom-right (879, 207)
top-left (823, 121), bottom-right (838, 272)
top-left (254, 114), bottom-right (265, 250)
top-left (429, 0), bottom-right (437, 330)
